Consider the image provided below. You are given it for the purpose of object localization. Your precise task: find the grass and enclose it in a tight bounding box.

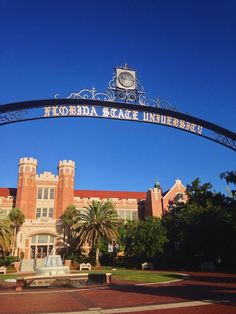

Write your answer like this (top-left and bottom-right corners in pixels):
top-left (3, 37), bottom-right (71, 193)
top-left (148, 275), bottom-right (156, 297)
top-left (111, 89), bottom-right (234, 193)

top-left (0, 274), bottom-right (18, 280)
top-left (90, 268), bottom-right (184, 283)
top-left (0, 269), bottom-right (184, 284)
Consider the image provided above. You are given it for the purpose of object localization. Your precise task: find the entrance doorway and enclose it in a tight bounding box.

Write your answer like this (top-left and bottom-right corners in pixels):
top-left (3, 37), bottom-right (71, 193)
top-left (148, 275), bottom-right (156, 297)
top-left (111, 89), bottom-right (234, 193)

top-left (37, 245), bottom-right (47, 258)
top-left (31, 244), bottom-right (53, 259)
top-left (30, 234), bottom-right (55, 259)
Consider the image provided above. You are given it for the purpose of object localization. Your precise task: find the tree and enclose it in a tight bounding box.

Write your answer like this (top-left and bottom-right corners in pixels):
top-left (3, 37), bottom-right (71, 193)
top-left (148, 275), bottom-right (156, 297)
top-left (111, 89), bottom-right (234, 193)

top-left (122, 217), bottom-right (168, 260)
top-left (0, 219), bottom-right (13, 256)
top-left (8, 208), bottom-right (25, 256)
top-left (61, 205), bottom-right (79, 256)
top-left (220, 171), bottom-right (236, 185)
top-left (220, 171), bottom-right (236, 266)
top-left (220, 171), bottom-right (236, 199)
top-left (162, 178), bottom-right (235, 269)
top-left (76, 200), bottom-right (121, 267)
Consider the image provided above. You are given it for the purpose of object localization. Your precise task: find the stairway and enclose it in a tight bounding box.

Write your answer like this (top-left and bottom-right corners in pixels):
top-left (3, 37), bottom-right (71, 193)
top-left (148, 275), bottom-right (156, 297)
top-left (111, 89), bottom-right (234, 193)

top-left (20, 259), bottom-right (35, 272)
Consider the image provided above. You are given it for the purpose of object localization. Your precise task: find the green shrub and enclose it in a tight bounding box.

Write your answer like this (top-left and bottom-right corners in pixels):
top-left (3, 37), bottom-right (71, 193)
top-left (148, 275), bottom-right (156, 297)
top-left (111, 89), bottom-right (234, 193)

top-left (0, 256), bottom-right (19, 267)
top-left (75, 255), bottom-right (95, 266)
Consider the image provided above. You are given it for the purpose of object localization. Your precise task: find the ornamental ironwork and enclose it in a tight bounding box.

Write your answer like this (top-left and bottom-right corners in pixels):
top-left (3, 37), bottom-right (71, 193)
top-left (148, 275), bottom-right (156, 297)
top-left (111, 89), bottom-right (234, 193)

top-left (0, 65), bottom-right (235, 152)
top-left (0, 110), bottom-right (28, 124)
top-left (214, 133), bottom-right (236, 151)
top-left (55, 64), bottom-right (177, 111)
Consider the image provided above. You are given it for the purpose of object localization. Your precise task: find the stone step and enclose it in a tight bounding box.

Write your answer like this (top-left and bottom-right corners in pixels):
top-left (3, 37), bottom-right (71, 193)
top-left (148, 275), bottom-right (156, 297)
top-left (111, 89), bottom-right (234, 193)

top-left (20, 259), bottom-right (35, 272)
top-left (35, 258), bottom-right (45, 268)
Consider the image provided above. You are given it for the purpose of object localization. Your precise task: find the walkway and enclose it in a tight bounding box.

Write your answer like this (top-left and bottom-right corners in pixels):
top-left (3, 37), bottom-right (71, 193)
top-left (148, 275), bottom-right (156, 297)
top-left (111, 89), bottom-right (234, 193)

top-left (0, 271), bottom-right (236, 314)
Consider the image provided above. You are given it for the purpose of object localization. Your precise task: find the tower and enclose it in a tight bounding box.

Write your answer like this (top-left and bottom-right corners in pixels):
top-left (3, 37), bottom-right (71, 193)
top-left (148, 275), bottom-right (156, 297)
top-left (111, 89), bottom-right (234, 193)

top-left (16, 157), bottom-right (38, 219)
top-left (145, 182), bottom-right (163, 218)
top-left (56, 160), bottom-right (75, 218)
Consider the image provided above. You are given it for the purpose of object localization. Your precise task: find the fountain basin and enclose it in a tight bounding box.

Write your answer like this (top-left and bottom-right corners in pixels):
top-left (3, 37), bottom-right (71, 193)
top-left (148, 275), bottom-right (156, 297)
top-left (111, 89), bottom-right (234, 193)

top-left (36, 254), bottom-right (69, 275)
top-left (36, 266), bottom-right (69, 276)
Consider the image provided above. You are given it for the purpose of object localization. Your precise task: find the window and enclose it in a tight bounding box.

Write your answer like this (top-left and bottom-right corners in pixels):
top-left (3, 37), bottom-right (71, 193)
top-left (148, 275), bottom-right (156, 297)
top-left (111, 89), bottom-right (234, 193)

top-left (117, 210), bottom-right (138, 221)
top-left (43, 188), bottom-right (49, 199)
top-left (37, 187), bottom-right (55, 200)
top-left (42, 208), bottom-right (47, 217)
top-left (50, 188), bottom-right (54, 200)
top-left (38, 235), bottom-right (50, 243)
top-left (132, 211), bottom-right (138, 220)
top-left (126, 211), bottom-right (132, 220)
top-left (117, 210), bottom-right (124, 220)
top-left (37, 188), bottom-right (43, 199)
top-left (48, 208), bottom-right (53, 218)
top-left (36, 208), bottom-right (41, 219)
top-left (35, 208), bottom-right (54, 219)
top-left (31, 234), bottom-right (55, 244)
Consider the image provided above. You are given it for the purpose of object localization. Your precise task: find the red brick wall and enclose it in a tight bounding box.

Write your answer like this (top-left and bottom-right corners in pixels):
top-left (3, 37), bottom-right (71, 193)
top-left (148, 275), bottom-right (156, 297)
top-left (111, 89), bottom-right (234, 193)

top-left (144, 188), bottom-right (163, 218)
top-left (163, 180), bottom-right (187, 214)
top-left (16, 158), bottom-right (37, 219)
top-left (56, 161), bottom-right (75, 218)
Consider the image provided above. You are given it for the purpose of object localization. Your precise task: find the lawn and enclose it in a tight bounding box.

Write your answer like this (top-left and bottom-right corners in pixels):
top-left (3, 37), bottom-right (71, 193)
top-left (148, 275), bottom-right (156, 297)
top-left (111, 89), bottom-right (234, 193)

top-left (0, 269), bottom-right (184, 284)
top-left (0, 273), bottom-right (18, 281)
top-left (91, 268), bottom-right (184, 283)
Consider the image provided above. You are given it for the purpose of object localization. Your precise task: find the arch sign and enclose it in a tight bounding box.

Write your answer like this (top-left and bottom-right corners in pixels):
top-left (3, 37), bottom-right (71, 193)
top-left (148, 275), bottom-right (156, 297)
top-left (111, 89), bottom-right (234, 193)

top-left (0, 65), bottom-right (235, 151)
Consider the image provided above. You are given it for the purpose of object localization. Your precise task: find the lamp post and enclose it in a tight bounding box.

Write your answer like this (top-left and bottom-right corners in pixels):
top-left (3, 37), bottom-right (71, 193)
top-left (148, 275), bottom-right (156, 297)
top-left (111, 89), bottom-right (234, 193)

top-left (112, 243), bottom-right (119, 270)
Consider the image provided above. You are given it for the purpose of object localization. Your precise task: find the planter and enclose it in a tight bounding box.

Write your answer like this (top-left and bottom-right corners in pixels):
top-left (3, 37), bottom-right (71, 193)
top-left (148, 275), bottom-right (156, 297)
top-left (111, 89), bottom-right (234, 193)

top-left (72, 260), bottom-right (79, 270)
top-left (64, 259), bottom-right (72, 268)
top-left (13, 261), bottom-right (21, 272)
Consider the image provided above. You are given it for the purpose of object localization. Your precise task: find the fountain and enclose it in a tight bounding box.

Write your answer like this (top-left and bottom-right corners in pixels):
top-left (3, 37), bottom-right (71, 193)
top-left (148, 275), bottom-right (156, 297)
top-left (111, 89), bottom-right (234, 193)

top-left (36, 249), bottom-right (69, 275)
top-left (14, 249), bottom-right (112, 291)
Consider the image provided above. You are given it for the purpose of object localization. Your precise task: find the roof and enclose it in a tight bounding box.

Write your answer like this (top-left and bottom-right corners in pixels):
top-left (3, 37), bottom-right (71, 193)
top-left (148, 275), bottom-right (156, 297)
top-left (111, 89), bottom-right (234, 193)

top-left (74, 189), bottom-right (147, 200)
top-left (162, 190), bottom-right (170, 197)
top-left (0, 187), bottom-right (146, 200)
top-left (0, 188), bottom-right (17, 197)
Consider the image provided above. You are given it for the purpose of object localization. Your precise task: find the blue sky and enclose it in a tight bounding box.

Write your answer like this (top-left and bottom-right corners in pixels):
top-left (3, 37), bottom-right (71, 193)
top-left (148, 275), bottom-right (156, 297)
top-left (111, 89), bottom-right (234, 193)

top-left (0, 0), bottom-right (235, 194)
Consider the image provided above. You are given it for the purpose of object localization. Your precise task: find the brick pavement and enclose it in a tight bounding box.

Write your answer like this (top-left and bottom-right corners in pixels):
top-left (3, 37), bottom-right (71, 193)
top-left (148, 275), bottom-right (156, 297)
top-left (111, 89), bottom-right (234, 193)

top-left (0, 271), bottom-right (235, 314)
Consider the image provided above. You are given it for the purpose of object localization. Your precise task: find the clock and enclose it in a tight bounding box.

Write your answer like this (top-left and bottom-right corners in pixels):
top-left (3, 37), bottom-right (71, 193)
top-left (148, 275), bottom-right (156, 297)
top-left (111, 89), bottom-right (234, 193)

top-left (118, 71), bottom-right (135, 88)
top-left (116, 68), bottom-right (136, 90)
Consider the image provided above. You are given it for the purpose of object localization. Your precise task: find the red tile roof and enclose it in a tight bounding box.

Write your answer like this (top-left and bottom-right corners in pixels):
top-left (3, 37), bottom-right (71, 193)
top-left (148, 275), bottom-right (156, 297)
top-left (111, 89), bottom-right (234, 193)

top-left (0, 188), bottom-right (146, 200)
top-left (0, 188), bottom-right (17, 197)
top-left (74, 190), bottom-right (146, 200)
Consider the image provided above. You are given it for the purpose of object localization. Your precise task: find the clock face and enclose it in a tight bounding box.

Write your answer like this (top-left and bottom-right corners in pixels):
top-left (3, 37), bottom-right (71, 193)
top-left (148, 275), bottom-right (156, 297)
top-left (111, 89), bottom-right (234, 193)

top-left (118, 71), bottom-right (135, 88)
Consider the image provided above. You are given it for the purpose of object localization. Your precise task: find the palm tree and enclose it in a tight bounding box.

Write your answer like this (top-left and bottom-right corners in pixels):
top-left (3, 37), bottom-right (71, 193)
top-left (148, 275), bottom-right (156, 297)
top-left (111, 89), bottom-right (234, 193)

top-left (220, 171), bottom-right (236, 185)
top-left (8, 208), bottom-right (25, 256)
top-left (77, 200), bottom-right (121, 267)
top-left (220, 171), bottom-right (236, 198)
top-left (0, 219), bottom-right (13, 256)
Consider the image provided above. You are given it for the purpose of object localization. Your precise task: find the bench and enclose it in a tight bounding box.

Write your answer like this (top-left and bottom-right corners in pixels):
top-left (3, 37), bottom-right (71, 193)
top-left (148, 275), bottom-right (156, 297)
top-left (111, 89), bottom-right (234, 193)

top-left (0, 266), bottom-right (6, 274)
top-left (200, 262), bottom-right (215, 271)
top-left (79, 263), bottom-right (92, 271)
top-left (141, 262), bottom-right (154, 270)
top-left (16, 272), bottom-right (112, 291)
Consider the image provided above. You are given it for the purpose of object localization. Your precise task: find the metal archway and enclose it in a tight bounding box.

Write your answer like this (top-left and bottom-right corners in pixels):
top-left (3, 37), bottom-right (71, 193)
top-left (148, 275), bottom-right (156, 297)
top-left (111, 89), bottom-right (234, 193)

top-left (0, 98), bottom-right (235, 151)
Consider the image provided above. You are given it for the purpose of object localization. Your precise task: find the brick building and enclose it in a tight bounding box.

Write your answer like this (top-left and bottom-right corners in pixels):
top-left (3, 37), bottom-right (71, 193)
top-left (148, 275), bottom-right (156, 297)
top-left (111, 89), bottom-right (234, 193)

top-left (0, 157), bottom-right (187, 260)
